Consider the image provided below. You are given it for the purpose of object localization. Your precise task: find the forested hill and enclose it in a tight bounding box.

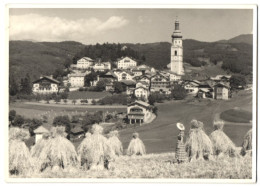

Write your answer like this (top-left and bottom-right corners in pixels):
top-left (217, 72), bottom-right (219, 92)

top-left (9, 34), bottom-right (253, 83)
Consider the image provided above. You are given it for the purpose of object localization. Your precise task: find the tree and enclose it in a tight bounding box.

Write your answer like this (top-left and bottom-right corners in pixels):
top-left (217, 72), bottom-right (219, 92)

top-left (171, 84), bottom-right (187, 100)
top-left (9, 110), bottom-right (16, 125)
top-left (53, 115), bottom-right (71, 137)
top-left (64, 57), bottom-right (72, 69)
top-left (72, 99), bottom-right (77, 105)
top-left (63, 99), bottom-right (67, 104)
top-left (13, 115), bottom-right (25, 127)
top-left (27, 118), bottom-right (43, 136)
top-left (54, 95), bottom-right (61, 104)
top-left (230, 75), bottom-right (247, 90)
top-left (96, 79), bottom-right (108, 92)
top-left (60, 91), bottom-right (69, 99)
top-left (148, 94), bottom-right (156, 105)
top-left (114, 82), bottom-right (125, 93)
top-left (9, 76), bottom-right (19, 96)
top-left (20, 73), bottom-right (32, 95)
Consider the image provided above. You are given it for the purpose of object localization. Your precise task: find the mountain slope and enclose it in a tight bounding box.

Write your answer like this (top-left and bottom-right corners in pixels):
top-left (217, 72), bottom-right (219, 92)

top-left (9, 41), bottom-right (85, 81)
top-left (228, 34), bottom-right (253, 45)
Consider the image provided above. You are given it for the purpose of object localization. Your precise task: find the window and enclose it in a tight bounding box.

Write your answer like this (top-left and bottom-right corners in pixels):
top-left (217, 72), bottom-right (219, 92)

top-left (175, 50), bottom-right (177, 56)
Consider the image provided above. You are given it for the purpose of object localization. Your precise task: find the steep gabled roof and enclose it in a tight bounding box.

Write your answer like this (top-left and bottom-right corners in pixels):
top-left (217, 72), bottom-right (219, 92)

top-left (34, 125), bottom-right (50, 134)
top-left (134, 86), bottom-right (149, 91)
top-left (33, 76), bottom-right (60, 84)
top-left (128, 100), bottom-right (150, 108)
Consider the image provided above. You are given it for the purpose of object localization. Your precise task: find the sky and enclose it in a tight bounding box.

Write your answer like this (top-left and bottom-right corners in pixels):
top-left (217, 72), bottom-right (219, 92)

top-left (9, 8), bottom-right (253, 44)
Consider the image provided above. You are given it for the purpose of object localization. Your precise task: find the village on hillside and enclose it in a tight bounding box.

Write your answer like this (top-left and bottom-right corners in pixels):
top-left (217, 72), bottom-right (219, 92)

top-left (8, 17), bottom-right (254, 179)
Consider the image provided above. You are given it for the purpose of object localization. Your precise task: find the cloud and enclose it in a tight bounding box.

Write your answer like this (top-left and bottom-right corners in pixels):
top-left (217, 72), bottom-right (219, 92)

top-left (9, 14), bottom-right (129, 42)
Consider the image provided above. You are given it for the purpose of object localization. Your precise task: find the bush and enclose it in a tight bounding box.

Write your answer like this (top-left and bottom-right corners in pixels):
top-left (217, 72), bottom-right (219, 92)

top-left (80, 99), bottom-right (88, 104)
top-left (53, 115), bottom-right (71, 136)
top-left (9, 110), bottom-right (16, 124)
top-left (171, 84), bottom-right (187, 100)
top-left (13, 115), bottom-right (25, 127)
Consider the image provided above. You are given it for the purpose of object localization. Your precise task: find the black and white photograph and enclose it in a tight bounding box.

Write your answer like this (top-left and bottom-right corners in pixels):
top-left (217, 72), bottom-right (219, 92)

top-left (4, 3), bottom-right (257, 182)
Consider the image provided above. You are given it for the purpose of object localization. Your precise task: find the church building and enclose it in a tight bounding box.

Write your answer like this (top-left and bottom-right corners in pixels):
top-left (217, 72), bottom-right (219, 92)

top-left (170, 19), bottom-right (185, 76)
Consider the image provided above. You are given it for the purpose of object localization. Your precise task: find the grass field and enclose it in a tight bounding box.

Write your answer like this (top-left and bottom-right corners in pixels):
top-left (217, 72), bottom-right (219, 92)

top-left (68, 91), bottom-right (111, 100)
top-left (9, 90), bottom-right (253, 154)
top-left (119, 90), bottom-right (252, 153)
top-left (13, 152), bottom-right (252, 179)
top-left (9, 102), bottom-right (126, 124)
top-left (220, 109), bottom-right (252, 123)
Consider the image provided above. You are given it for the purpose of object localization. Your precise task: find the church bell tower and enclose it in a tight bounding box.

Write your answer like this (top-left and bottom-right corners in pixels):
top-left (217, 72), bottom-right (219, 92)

top-left (170, 18), bottom-right (184, 75)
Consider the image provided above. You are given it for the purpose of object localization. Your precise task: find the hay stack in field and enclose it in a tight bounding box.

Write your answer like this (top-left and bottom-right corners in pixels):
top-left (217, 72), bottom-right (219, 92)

top-left (107, 130), bottom-right (123, 157)
top-left (210, 120), bottom-right (238, 157)
top-left (78, 125), bottom-right (112, 170)
top-left (127, 132), bottom-right (146, 156)
top-left (9, 127), bottom-right (31, 175)
top-left (30, 133), bottom-right (50, 158)
top-left (37, 126), bottom-right (78, 171)
top-left (185, 119), bottom-right (213, 162)
top-left (77, 132), bottom-right (92, 169)
top-left (241, 129), bottom-right (252, 156)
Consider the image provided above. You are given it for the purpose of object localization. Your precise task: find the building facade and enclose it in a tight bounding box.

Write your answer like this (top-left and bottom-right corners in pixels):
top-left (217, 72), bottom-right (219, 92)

top-left (150, 73), bottom-right (171, 94)
top-left (134, 86), bottom-right (150, 101)
top-left (32, 76), bottom-right (60, 94)
top-left (92, 62), bottom-right (111, 72)
top-left (68, 73), bottom-right (87, 88)
top-left (127, 101), bottom-right (152, 124)
top-left (213, 83), bottom-right (229, 100)
top-left (117, 56), bottom-right (137, 69)
top-left (77, 57), bottom-right (94, 69)
top-left (170, 19), bottom-right (184, 76)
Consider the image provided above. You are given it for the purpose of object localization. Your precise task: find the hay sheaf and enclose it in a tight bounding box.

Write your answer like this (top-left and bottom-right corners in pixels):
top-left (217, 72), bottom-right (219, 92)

top-left (36, 127), bottom-right (78, 170)
top-left (9, 127), bottom-right (30, 141)
top-left (185, 129), bottom-right (213, 160)
top-left (127, 138), bottom-right (146, 156)
top-left (241, 129), bottom-right (252, 156)
top-left (9, 140), bottom-right (32, 175)
top-left (210, 130), bottom-right (237, 157)
top-left (78, 125), bottom-right (112, 170)
top-left (107, 130), bottom-right (123, 157)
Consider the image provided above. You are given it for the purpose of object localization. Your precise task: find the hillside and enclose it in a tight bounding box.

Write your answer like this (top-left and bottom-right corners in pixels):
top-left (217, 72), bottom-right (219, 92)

top-left (9, 41), bottom-right (85, 81)
top-left (9, 34), bottom-right (253, 84)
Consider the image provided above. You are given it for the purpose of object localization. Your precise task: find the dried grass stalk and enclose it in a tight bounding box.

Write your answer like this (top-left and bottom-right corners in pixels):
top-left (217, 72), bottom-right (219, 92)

top-left (107, 130), bottom-right (123, 157)
top-left (36, 126), bottom-right (78, 171)
top-left (30, 133), bottom-right (50, 158)
top-left (185, 120), bottom-right (213, 161)
top-left (210, 130), bottom-right (237, 157)
top-left (9, 128), bottom-right (31, 175)
top-left (127, 133), bottom-right (146, 156)
top-left (78, 125), bottom-right (112, 170)
top-left (9, 127), bottom-right (30, 141)
top-left (241, 129), bottom-right (252, 156)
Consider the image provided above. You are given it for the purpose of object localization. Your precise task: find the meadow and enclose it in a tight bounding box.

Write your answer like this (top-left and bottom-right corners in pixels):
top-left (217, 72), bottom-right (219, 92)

top-left (9, 90), bottom-right (252, 154)
top-left (68, 91), bottom-right (111, 100)
top-left (13, 152), bottom-right (252, 179)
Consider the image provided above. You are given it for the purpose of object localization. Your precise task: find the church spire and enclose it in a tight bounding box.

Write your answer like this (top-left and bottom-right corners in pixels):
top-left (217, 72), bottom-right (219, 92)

top-left (171, 17), bottom-right (182, 39)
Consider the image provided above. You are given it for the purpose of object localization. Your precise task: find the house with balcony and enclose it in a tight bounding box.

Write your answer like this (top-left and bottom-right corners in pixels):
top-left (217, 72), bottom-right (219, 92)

top-left (150, 73), bottom-right (171, 94)
top-left (32, 76), bottom-right (60, 94)
top-left (127, 100), bottom-right (152, 124)
top-left (92, 62), bottom-right (111, 72)
top-left (134, 86), bottom-right (150, 101)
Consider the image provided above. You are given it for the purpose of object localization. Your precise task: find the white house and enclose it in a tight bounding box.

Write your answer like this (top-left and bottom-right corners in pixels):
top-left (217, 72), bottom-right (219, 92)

top-left (117, 56), bottom-right (137, 69)
top-left (136, 81), bottom-right (150, 89)
top-left (77, 57), bottom-right (94, 69)
top-left (114, 70), bottom-right (134, 81)
top-left (68, 72), bottom-right (88, 88)
top-left (32, 76), bottom-right (60, 94)
top-left (92, 62), bottom-right (111, 72)
top-left (184, 80), bottom-right (201, 95)
top-left (127, 100), bottom-right (152, 124)
top-left (134, 86), bottom-right (150, 101)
